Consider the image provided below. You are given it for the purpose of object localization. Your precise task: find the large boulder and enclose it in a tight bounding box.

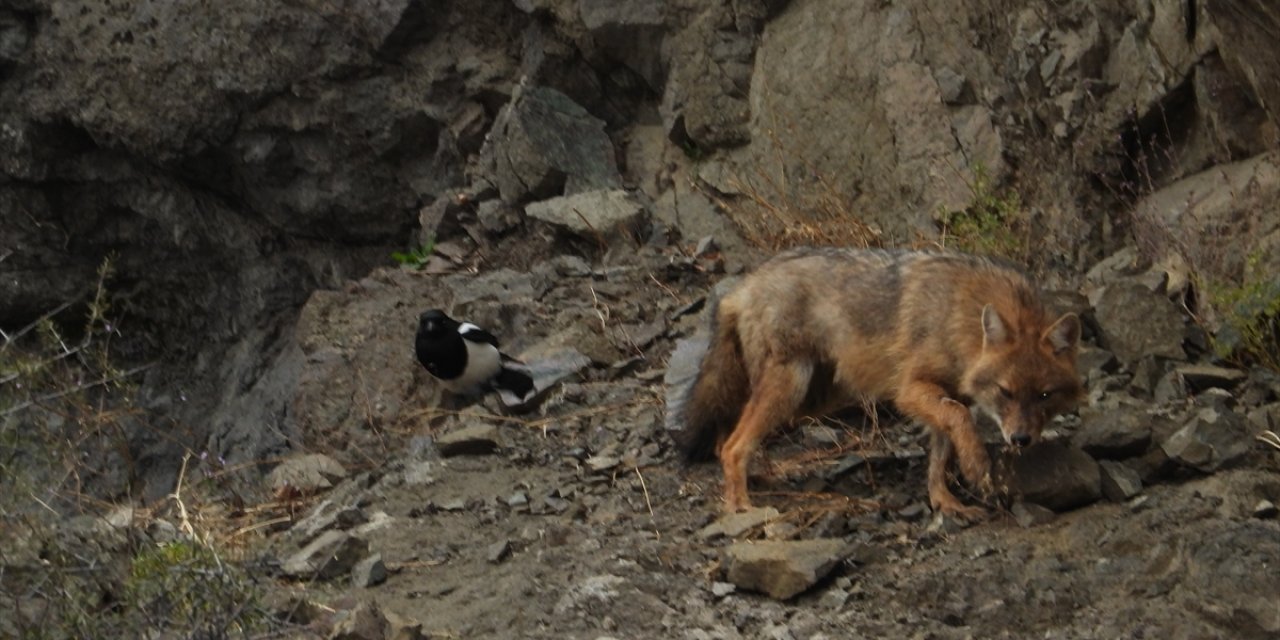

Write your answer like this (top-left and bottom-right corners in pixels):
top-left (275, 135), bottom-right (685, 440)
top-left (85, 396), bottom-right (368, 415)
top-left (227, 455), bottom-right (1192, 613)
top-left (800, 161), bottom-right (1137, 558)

top-left (1207, 0), bottom-right (1280, 132)
top-left (1092, 282), bottom-right (1187, 369)
top-left (25, 0), bottom-right (412, 161)
top-left (478, 85), bottom-right (621, 204)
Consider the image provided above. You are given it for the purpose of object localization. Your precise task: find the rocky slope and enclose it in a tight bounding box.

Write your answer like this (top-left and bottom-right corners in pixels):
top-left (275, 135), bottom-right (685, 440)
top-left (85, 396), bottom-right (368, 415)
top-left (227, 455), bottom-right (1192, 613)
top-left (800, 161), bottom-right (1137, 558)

top-left (2, 0), bottom-right (1280, 638)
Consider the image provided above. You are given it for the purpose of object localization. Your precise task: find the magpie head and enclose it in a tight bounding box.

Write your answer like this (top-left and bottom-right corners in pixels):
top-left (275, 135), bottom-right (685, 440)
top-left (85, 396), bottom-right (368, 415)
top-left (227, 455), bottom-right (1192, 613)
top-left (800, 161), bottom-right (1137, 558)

top-left (418, 309), bottom-right (456, 337)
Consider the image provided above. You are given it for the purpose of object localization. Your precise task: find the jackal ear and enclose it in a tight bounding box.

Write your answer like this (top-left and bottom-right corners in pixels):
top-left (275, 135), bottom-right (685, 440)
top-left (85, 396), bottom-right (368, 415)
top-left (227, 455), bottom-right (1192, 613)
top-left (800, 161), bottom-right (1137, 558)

top-left (1044, 313), bottom-right (1081, 355)
top-left (981, 304), bottom-right (1009, 346)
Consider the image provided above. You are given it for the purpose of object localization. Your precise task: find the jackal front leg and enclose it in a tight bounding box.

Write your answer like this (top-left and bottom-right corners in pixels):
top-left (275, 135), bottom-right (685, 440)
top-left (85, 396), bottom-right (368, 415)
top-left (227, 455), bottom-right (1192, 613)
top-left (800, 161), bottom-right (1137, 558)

top-left (895, 380), bottom-right (993, 517)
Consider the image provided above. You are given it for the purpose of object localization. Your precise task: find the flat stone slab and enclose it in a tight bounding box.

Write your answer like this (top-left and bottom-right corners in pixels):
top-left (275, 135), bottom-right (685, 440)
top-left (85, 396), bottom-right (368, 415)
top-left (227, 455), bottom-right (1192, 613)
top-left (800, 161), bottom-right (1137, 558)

top-left (524, 189), bottom-right (646, 242)
top-left (725, 538), bottom-right (850, 600)
top-left (1175, 364), bottom-right (1248, 392)
top-left (281, 530), bottom-right (368, 581)
top-left (699, 507), bottom-right (782, 540)
top-left (267, 453), bottom-right (348, 495)
top-left (436, 423), bottom-right (504, 457)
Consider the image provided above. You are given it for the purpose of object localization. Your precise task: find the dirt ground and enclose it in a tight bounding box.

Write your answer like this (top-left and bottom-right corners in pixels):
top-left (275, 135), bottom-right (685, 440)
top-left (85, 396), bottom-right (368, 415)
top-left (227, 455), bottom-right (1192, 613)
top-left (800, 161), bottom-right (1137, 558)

top-left (264, 241), bottom-right (1280, 640)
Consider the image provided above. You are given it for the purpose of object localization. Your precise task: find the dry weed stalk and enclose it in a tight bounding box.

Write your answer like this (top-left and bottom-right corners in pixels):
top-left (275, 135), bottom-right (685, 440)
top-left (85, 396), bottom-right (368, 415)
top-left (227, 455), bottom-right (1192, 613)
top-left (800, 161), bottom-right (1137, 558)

top-left (696, 95), bottom-right (883, 250)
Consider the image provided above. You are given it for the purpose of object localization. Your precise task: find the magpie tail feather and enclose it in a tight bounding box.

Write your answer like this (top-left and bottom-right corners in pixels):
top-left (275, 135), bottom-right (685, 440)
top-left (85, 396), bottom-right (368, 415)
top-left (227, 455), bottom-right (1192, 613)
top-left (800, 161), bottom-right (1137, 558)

top-left (493, 363), bottom-right (536, 401)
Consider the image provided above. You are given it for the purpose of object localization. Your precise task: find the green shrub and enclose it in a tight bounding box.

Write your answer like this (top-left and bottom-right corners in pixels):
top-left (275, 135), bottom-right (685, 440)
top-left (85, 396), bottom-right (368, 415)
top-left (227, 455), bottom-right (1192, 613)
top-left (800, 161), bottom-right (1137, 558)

top-left (125, 539), bottom-right (265, 637)
top-left (1206, 253), bottom-right (1280, 371)
top-left (938, 165), bottom-right (1026, 261)
top-left (391, 236), bottom-right (437, 269)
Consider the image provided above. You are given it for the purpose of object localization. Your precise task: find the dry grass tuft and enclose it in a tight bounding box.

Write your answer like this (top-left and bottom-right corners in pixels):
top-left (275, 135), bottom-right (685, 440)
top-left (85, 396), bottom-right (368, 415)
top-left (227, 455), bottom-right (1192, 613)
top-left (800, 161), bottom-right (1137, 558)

top-left (709, 167), bottom-right (884, 251)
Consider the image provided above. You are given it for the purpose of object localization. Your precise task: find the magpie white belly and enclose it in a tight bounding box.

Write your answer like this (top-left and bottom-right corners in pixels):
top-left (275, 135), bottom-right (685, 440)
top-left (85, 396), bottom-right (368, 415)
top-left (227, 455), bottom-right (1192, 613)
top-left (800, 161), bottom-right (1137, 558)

top-left (443, 340), bottom-right (502, 393)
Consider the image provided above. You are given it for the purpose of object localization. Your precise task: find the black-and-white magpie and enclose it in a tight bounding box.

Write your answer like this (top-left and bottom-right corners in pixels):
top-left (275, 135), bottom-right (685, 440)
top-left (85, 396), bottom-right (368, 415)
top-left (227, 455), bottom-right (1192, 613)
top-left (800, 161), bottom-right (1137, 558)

top-left (414, 309), bottom-right (536, 401)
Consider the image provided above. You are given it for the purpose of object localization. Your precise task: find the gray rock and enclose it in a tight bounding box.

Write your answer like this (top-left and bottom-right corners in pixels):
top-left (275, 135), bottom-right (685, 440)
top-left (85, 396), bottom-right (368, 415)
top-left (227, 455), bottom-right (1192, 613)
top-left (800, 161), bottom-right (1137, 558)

top-left (475, 200), bottom-right (521, 234)
top-left (764, 521), bottom-right (801, 540)
top-left (1092, 282), bottom-right (1186, 368)
top-left (823, 454), bottom-right (867, 480)
top-left (282, 530), bottom-right (369, 581)
top-left (402, 461), bottom-right (438, 487)
top-left (267, 453), bottom-right (349, 495)
top-left (724, 539), bottom-right (850, 600)
top-left (289, 502), bottom-right (368, 544)
top-left (1174, 364), bottom-right (1248, 393)
top-left (933, 66), bottom-right (968, 104)
top-left (487, 540), bottom-right (512, 564)
top-left (1212, 0), bottom-right (1280, 142)
top-left (1128, 446), bottom-right (1177, 484)
top-left (1003, 443), bottom-right (1102, 511)
top-left (1247, 403), bottom-right (1280, 431)
top-left (1072, 408), bottom-right (1153, 459)
top-left (1129, 355), bottom-right (1176, 396)
top-left (1098, 460), bottom-right (1143, 501)
top-left (693, 236), bottom-right (718, 258)
top-left (407, 436), bottom-right (442, 462)
top-left (524, 189), bottom-right (648, 243)
top-left (1254, 500), bottom-right (1279, 519)
top-left (436, 423), bottom-right (504, 457)
top-left (479, 85), bottom-right (621, 204)
top-left (897, 503), bottom-right (929, 520)
top-left (1010, 501), bottom-right (1057, 528)
top-left (146, 519), bottom-right (180, 545)
top-left (1076, 346), bottom-right (1119, 379)
top-left (802, 424), bottom-right (842, 447)
top-left (698, 507), bottom-right (781, 540)
top-left (579, 0), bottom-right (668, 91)
top-left (1127, 155), bottom-right (1280, 302)
top-left (351, 553), bottom-right (387, 588)
top-left (384, 609), bottom-right (428, 640)
top-left (1182, 521), bottom-right (1280, 635)
top-left (1153, 370), bottom-right (1188, 403)
top-left (660, 12), bottom-right (756, 148)
top-left (585, 455), bottom-right (620, 472)
top-left (26, 0), bottom-right (411, 161)
top-left (1084, 247), bottom-right (1145, 291)
top-left (553, 574), bottom-right (626, 615)
top-left (1161, 406), bottom-right (1254, 472)
top-left (444, 268), bottom-right (549, 308)
top-left (329, 600), bottom-right (388, 640)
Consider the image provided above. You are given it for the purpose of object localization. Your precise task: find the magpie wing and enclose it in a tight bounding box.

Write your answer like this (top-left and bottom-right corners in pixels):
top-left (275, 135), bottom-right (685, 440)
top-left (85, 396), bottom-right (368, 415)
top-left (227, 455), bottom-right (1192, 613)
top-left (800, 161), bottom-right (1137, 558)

top-left (457, 323), bottom-right (500, 348)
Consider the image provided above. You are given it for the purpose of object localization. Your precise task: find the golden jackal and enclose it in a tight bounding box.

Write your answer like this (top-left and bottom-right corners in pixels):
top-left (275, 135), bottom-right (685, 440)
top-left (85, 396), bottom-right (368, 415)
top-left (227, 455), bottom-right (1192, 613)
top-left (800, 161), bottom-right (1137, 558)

top-left (672, 248), bottom-right (1083, 517)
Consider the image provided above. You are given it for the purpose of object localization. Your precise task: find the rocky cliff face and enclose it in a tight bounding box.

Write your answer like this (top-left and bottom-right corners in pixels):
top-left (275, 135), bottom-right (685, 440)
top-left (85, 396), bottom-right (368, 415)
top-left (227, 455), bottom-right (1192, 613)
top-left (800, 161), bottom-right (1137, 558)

top-left (2, 0), bottom-right (1278, 497)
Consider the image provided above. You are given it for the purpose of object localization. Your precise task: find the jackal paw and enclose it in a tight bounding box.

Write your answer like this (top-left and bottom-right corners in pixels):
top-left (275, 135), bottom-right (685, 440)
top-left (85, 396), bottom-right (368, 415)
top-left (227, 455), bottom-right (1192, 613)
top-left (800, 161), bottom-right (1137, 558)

top-left (931, 491), bottom-right (989, 523)
top-left (722, 492), bottom-right (753, 514)
top-left (943, 502), bottom-right (989, 523)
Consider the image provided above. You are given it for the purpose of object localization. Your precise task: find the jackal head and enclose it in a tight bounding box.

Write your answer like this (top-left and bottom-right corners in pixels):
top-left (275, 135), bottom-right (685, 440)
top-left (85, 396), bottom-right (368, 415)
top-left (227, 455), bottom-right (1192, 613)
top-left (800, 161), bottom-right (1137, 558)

top-left (962, 304), bottom-right (1084, 448)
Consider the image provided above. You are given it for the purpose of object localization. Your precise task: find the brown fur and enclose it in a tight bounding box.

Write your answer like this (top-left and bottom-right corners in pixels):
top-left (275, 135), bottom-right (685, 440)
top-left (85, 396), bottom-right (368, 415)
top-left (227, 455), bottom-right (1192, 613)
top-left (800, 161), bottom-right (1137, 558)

top-left (674, 248), bottom-right (1083, 517)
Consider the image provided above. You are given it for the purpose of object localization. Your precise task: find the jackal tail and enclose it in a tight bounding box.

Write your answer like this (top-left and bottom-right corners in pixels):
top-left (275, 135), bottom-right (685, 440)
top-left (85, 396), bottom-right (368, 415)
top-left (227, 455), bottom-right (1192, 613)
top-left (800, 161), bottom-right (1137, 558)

top-left (673, 304), bottom-right (750, 463)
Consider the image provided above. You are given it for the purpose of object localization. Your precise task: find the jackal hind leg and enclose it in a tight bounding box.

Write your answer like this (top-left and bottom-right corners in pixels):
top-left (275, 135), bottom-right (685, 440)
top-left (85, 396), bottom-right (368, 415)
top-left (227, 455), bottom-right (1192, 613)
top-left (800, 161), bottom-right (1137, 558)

top-left (718, 360), bottom-right (811, 513)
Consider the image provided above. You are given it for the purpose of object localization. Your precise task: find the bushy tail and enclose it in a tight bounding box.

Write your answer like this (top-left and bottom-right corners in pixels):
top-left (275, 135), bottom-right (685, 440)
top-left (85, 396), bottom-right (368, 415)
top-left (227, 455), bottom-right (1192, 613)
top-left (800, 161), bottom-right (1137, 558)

top-left (672, 306), bottom-right (750, 463)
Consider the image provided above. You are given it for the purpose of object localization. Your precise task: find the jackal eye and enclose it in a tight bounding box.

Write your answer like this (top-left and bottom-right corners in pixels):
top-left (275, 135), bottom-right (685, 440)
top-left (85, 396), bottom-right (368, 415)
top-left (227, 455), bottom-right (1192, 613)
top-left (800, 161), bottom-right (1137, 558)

top-left (1037, 390), bottom-right (1053, 401)
top-left (998, 386), bottom-right (1014, 400)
